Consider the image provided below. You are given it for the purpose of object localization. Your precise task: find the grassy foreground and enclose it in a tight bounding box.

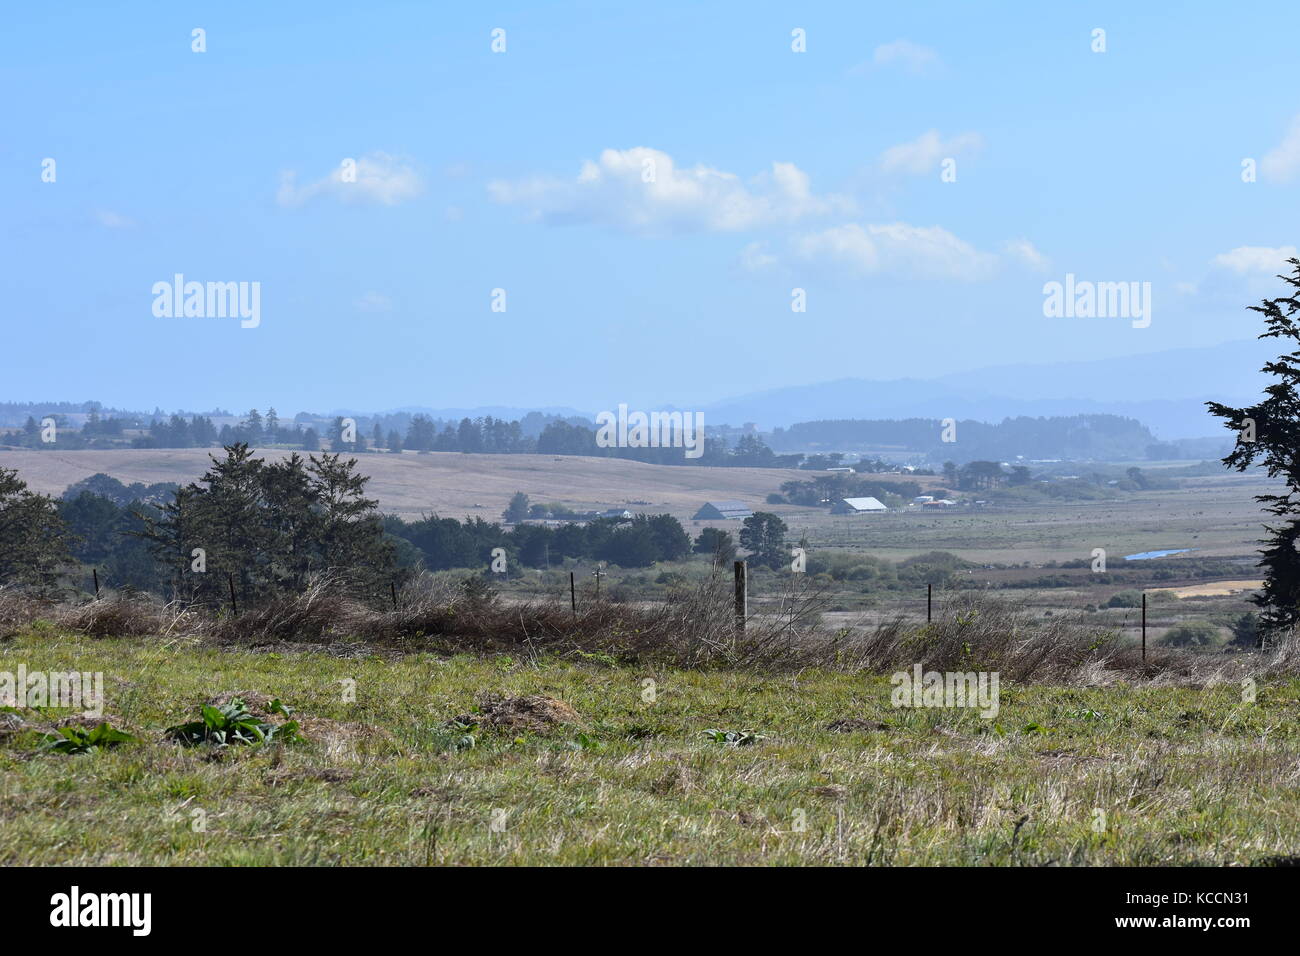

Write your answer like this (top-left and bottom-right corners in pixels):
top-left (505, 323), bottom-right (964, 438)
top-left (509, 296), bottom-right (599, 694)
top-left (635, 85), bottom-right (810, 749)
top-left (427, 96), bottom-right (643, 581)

top-left (3, 627), bottom-right (1299, 866)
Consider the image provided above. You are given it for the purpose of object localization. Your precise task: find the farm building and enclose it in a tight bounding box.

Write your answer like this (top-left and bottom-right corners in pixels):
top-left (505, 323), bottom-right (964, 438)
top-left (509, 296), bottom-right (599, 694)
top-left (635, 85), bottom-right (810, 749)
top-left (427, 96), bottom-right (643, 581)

top-left (831, 496), bottom-right (888, 514)
top-left (692, 500), bottom-right (754, 520)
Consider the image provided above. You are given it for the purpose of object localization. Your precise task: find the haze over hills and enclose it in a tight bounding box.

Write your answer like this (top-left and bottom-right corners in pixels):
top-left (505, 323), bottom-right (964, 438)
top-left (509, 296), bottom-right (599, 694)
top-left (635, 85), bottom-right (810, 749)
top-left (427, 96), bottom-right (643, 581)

top-left (0, 340), bottom-right (1269, 442)
top-left (323, 339), bottom-right (1275, 439)
top-left (698, 339), bottom-right (1272, 439)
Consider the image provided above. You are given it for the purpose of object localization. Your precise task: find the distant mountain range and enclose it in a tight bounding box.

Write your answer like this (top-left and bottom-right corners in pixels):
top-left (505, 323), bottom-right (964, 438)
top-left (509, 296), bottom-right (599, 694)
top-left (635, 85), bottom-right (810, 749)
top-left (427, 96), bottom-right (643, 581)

top-left (0, 340), bottom-right (1271, 441)
top-left (697, 339), bottom-right (1272, 440)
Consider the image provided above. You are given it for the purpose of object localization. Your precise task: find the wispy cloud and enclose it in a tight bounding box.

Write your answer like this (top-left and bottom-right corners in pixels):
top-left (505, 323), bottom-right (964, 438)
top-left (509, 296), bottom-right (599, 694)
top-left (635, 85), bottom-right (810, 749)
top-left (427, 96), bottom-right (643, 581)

top-left (853, 39), bottom-right (941, 76)
top-left (1000, 238), bottom-right (1050, 273)
top-left (95, 209), bottom-right (135, 229)
top-left (1261, 114), bottom-right (1300, 184)
top-left (737, 241), bottom-right (778, 273)
top-left (354, 291), bottom-right (393, 312)
top-left (488, 147), bottom-right (852, 236)
top-left (879, 130), bottom-right (983, 176)
top-left (278, 152), bottom-right (424, 207)
top-left (1211, 244), bottom-right (1298, 274)
top-left (791, 222), bottom-right (1001, 281)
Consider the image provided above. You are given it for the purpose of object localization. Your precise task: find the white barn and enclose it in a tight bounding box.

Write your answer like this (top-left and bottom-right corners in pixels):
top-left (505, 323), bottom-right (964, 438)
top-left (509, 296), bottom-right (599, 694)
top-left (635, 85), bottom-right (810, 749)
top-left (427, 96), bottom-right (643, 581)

top-left (831, 496), bottom-right (888, 514)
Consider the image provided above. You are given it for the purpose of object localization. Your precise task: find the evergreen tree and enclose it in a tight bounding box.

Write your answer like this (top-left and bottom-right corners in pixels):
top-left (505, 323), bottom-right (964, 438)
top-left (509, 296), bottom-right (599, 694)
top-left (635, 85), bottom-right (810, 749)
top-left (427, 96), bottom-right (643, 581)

top-left (739, 511), bottom-right (789, 570)
top-left (693, 527), bottom-right (736, 565)
top-left (243, 409), bottom-right (264, 443)
top-left (503, 491), bottom-right (530, 523)
top-left (1208, 258), bottom-right (1300, 635)
top-left (0, 468), bottom-right (74, 591)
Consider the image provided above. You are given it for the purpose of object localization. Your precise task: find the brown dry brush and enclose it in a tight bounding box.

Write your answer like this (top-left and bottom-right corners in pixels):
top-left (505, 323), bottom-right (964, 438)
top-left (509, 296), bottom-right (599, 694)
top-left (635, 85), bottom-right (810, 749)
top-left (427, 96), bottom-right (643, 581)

top-left (2, 575), bottom-right (1292, 681)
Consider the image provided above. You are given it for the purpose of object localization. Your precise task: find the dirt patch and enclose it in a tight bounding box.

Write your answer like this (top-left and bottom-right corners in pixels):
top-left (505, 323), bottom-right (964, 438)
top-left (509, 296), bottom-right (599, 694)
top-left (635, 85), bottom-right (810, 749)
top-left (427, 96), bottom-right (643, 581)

top-left (0, 711), bottom-right (28, 735)
top-left (1151, 580), bottom-right (1262, 598)
top-left (454, 694), bottom-right (581, 733)
top-left (827, 718), bottom-right (889, 733)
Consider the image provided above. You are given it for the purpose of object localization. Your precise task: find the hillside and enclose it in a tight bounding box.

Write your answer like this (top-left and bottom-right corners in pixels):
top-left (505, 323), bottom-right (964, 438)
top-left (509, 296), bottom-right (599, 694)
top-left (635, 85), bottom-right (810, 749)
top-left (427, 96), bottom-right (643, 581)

top-left (0, 448), bottom-right (931, 522)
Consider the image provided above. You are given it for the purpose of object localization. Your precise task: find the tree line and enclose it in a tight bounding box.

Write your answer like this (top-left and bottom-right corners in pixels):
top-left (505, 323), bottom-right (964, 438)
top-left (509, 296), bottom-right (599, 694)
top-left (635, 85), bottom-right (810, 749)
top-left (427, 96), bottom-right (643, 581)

top-left (0, 449), bottom-right (801, 601)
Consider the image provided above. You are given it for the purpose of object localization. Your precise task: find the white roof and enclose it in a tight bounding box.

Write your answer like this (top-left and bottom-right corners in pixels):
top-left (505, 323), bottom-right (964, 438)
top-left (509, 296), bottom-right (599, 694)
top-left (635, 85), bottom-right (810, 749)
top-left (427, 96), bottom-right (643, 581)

top-left (842, 496), bottom-right (887, 511)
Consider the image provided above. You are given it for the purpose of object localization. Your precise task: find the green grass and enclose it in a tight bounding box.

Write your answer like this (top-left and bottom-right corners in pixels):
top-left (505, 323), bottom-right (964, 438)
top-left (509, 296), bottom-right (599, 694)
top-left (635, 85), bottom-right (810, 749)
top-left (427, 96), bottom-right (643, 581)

top-left (3, 629), bottom-right (1299, 865)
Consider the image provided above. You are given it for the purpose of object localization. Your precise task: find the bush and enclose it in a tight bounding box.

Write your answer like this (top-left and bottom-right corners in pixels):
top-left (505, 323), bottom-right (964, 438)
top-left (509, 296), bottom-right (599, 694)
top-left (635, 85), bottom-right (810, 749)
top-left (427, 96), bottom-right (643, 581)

top-left (1159, 620), bottom-right (1221, 648)
top-left (1106, 590), bottom-right (1143, 608)
top-left (1229, 612), bottom-right (1259, 649)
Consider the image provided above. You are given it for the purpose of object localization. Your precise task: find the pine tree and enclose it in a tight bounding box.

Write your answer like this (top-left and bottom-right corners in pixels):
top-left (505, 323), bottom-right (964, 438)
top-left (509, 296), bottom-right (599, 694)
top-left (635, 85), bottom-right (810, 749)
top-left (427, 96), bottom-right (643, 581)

top-left (0, 468), bottom-right (73, 592)
top-left (1207, 258), bottom-right (1300, 635)
top-left (243, 409), bottom-right (264, 444)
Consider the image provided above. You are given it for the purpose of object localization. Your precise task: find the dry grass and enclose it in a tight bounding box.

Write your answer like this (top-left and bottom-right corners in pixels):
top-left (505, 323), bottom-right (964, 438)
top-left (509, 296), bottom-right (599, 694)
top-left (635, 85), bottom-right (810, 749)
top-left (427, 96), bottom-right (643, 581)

top-left (835, 591), bottom-right (1263, 686)
top-left (0, 447), bottom-right (865, 524)
top-left (54, 592), bottom-right (193, 638)
top-left (0, 578), bottom-right (1288, 684)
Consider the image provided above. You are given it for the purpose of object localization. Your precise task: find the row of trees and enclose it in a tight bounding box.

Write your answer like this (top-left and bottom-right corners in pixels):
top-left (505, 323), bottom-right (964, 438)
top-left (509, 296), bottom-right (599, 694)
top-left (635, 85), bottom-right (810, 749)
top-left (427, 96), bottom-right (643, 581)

top-left (0, 449), bottom-right (398, 602)
top-left (769, 414), bottom-right (1160, 463)
top-left (1, 457), bottom-right (801, 599)
top-left (4, 407), bottom-right (807, 469)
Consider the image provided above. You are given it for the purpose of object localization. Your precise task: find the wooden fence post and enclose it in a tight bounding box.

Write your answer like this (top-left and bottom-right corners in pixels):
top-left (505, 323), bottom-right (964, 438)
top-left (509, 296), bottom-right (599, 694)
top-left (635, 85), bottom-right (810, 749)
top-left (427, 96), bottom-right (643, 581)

top-left (734, 560), bottom-right (747, 634)
top-left (92, 568), bottom-right (100, 599)
top-left (228, 572), bottom-right (238, 616)
top-left (927, 582), bottom-right (932, 623)
top-left (570, 571), bottom-right (577, 619)
top-left (1141, 591), bottom-right (1147, 663)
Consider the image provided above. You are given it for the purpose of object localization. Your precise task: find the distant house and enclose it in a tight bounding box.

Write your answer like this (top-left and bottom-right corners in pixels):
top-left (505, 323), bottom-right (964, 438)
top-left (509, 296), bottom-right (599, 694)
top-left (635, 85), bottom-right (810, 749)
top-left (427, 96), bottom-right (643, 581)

top-left (831, 496), bottom-right (888, 514)
top-left (693, 500), bottom-right (754, 520)
top-left (826, 466), bottom-right (856, 474)
top-left (600, 509), bottom-right (634, 520)
top-left (913, 495), bottom-right (934, 504)
top-left (922, 499), bottom-right (957, 509)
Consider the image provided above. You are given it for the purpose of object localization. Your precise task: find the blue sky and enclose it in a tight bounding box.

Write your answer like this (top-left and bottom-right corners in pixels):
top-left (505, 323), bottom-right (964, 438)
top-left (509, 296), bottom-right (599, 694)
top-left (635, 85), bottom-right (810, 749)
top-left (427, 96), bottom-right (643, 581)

top-left (2, 0), bottom-right (1298, 415)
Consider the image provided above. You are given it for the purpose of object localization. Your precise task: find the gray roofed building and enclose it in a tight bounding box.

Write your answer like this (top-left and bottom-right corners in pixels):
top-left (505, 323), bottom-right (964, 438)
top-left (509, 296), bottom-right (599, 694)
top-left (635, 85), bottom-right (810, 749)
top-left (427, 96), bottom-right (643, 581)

top-left (692, 500), bottom-right (754, 520)
top-left (831, 496), bottom-right (888, 514)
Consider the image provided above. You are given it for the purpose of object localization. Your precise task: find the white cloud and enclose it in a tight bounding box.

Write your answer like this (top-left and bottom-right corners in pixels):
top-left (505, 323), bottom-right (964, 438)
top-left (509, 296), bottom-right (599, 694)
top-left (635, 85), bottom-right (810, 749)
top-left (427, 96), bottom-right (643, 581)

top-left (1000, 238), bottom-right (1050, 272)
top-left (880, 130), bottom-right (983, 175)
top-left (278, 152), bottom-right (424, 207)
top-left (870, 39), bottom-right (940, 75)
top-left (488, 147), bottom-right (851, 236)
top-left (737, 241), bottom-right (777, 272)
top-left (791, 222), bottom-right (1000, 281)
top-left (354, 291), bottom-right (393, 312)
top-left (1261, 114), bottom-right (1300, 184)
top-left (1211, 245), bottom-right (1298, 275)
top-left (95, 209), bottom-right (135, 229)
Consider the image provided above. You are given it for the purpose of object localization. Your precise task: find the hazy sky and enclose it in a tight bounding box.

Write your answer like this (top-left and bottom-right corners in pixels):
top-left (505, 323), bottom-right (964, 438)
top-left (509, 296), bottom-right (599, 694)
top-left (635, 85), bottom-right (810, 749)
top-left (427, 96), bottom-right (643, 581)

top-left (3, 1), bottom-right (1299, 414)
